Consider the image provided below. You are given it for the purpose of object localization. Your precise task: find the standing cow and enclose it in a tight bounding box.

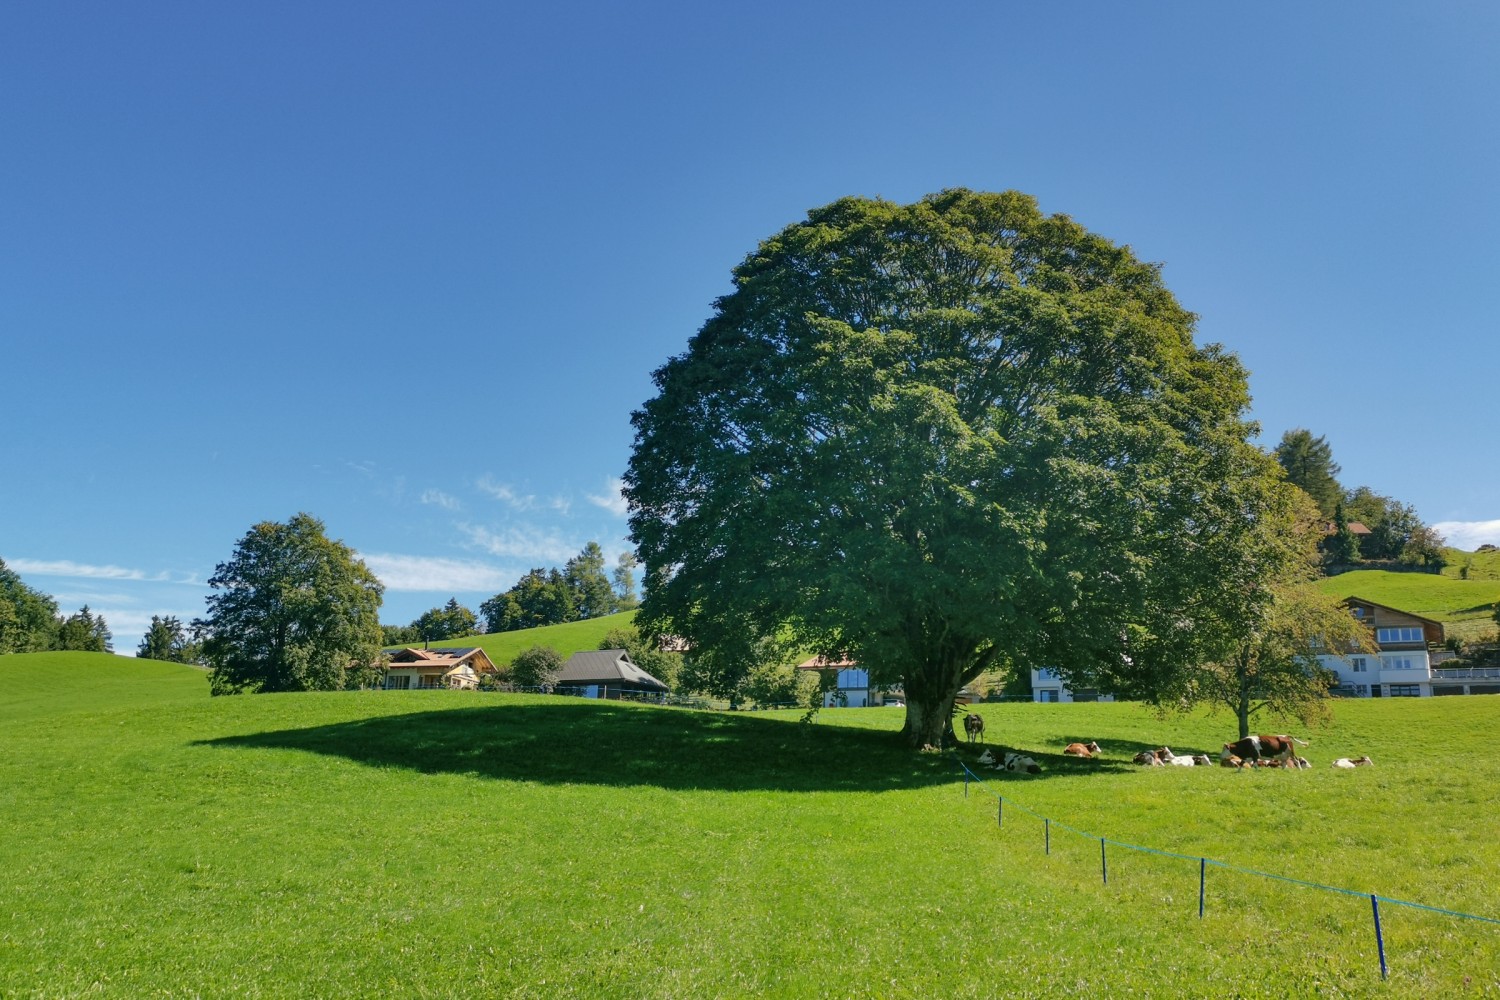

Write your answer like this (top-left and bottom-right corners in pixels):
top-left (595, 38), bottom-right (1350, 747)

top-left (964, 713), bottom-right (985, 744)
top-left (1220, 734), bottom-right (1307, 767)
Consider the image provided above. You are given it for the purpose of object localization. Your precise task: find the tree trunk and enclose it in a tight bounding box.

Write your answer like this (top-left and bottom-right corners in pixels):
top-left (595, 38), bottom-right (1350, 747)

top-left (1237, 684), bottom-right (1251, 740)
top-left (901, 690), bottom-right (959, 748)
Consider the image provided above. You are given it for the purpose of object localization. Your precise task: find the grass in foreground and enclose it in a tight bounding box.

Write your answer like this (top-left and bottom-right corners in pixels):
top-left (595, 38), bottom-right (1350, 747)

top-left (2, 652), bottom-right (1498, 998)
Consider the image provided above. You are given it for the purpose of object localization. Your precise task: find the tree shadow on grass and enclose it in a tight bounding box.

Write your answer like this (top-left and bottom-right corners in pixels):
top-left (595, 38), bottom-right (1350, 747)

top-left (196, 701), bottom-right (984, 793)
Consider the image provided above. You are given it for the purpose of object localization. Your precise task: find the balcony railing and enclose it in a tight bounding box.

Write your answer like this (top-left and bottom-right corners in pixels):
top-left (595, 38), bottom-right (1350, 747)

top-left (1431, 667), bottom-right (1500, 681)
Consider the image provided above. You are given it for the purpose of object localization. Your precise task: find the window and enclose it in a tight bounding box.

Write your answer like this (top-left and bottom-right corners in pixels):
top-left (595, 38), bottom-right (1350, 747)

top-left (1388, 684), bottom-right (1421, 697)
top-left (1351, 658), bottom-right (1367, 673)
top-left (1355, 684), bottom-right (1368, 696)
top-left (1036, 668), bottom-right (1059, 681)
top-left (385, 675), bottom-right (411, 690)
top-left (1037, 689), bottom-right (1059, 703)
top-left (1377, 627), bottom-right (1425, 644)
top-left (1383, 656), bottom-right (1417, 671)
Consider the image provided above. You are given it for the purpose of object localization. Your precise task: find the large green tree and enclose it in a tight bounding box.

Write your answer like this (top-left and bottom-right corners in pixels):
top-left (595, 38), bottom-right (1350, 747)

top-left (625, 189), bottom-right (1270, 747)
top-left (0, 558), bottom-right (60, 654)
top-left (196, 513), bottom-right (385, 694)
top-left (1273, 429), bottom-right (1343, 518)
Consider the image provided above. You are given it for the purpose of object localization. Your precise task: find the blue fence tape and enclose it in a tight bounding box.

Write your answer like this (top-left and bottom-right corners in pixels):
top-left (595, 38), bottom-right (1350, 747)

top-left (955, 758), bottom-right (1500, 928)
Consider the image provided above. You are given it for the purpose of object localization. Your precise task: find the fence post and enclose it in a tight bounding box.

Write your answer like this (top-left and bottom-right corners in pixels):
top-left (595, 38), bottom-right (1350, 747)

top-left (997, 797), bottom-right (1003, 828)
top-left (1371, 895), bottom-right (1388, 980)
top-left (964, 770), bottom-right (969, 797)
top-left (1045, 818), bottom-right (1050, 855)
top-left (1199, 858), bottom-right (1206, 918)
top-left (1101, 839), bottom-right (1108, 884)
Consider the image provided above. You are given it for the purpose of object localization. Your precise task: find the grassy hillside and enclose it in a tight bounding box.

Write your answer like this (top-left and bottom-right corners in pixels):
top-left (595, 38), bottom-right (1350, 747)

top-left (1443, 545), bottom-right (1500, 581)
top-left (398, 610), bottom-right (639, 665)
top-left (1317, 569), bottom-right (1500, 643)
top-left (2, 651), bottom-right (1497, 996)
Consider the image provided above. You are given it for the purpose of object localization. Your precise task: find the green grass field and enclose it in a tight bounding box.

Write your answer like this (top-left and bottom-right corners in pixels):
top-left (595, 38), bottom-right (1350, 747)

top-left (4, 652), bottom-right (1498, 998)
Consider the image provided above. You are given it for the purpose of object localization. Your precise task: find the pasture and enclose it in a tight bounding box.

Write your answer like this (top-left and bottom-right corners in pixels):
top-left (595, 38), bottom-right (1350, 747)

top-left (3, 652), bottom-right (1498, 998)
top-left (1318, 569), bottom-right (1500, 644)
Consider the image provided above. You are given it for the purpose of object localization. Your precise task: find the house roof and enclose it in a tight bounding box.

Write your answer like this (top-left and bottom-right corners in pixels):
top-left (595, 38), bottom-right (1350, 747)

top-left (387, 647), bottom-right (496, 672)
top-left (558, 649), bottom-right (669, 691)
top-left (795, 656), bottom-right (858, 671)
top-left (1325, 520), bottom-right (1372, 535)
top-left (1342, 597), bottom-right (1444, 629)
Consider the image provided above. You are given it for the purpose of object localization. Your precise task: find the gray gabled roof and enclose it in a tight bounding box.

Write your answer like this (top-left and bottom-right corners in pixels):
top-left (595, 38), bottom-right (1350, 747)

top-left (558, 649), bottom-right (669, 691)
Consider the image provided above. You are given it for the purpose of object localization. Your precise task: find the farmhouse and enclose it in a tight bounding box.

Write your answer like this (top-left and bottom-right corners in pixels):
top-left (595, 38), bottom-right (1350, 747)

top-left (384, 646), bottom-right (497, 690)
top-left (557, 648), bottom-right (670, 700)
top-left (1318, 596), bottom-right (1493, 697)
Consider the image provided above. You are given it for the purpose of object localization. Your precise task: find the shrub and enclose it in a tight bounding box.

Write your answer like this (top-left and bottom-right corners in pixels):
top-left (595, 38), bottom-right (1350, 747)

top-left (510, 646), bottom-right (563, 688)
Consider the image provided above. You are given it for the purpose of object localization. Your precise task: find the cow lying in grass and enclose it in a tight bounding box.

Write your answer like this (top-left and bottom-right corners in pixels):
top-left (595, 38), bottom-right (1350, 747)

top-left (1331, 756), bottom-right (1374, 768)
top-left (997, 752), bottom-right (1041, 774)
top-left (1064, 741), bottom-right (1101, 758)
top-left (1133, 750), bottom-right (1162, 766)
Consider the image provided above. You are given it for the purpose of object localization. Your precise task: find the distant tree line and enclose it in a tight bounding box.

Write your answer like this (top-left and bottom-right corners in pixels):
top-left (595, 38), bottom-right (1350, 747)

top-left (380, 542), bottom-right (640, 645)
top-left (0, 558), bottom-right (114, 655)
top-left (1273, 429), bottom-right (1445, 569)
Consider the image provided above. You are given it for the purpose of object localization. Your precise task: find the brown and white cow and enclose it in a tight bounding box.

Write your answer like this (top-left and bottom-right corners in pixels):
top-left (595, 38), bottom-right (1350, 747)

top-left (1064, 741), bottom-right (1101, 758)
top-left (1220, 734), bottom-right (1307, 767)
top-left (1133, 750), bottom-right (1162, 766)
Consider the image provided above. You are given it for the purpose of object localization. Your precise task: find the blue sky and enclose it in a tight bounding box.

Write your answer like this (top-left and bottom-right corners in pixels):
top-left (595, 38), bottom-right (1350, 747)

top-left (4, 2), bottom-right (1498, 654)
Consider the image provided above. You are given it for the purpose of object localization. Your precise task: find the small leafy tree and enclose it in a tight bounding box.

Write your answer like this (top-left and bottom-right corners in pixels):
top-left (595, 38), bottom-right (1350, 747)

top-left (510, 645), bottom-right (563, 688)
top-left (196, 513), bottom-right (385, 694)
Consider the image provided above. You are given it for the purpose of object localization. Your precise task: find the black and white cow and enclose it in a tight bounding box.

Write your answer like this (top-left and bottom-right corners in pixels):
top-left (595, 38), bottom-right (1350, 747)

top-left (999, 752), bottom-right (1041, 774)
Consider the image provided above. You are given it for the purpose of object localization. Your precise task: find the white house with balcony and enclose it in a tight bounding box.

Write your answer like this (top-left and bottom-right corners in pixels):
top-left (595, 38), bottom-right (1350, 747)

top-left (1030, 667), bottom-right (1114, 703)
top-left (1318, 596), bottom-right (1467, 697)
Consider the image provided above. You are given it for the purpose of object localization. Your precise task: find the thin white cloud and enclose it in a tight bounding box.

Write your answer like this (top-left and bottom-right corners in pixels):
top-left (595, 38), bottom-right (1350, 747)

top-left (476, 475), bottom-right (538, 511)
top-left (587, 478), bottom-right (629, 518)
top-left (1433, 519), bottom-right (1500, 550)
top-left (357, 553), bottom-right (513, 593)
top-left (457, 523), bottom-right (576, 565)
top-left (550, 496), bottom-right (573, 515)
top-left (420, 489), bottom-right (462, 511)
top-left (7, 558), bottom-right (181, 583)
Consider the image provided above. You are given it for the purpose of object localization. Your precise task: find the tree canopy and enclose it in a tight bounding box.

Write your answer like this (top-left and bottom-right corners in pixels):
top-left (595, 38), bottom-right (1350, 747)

top-left (0, 558), bottom-right (60, 654)
top-left (625, 189), bottom-right (1272, 746)
top-left (1274, 428), bottom-right (1343, 518)
top-left (137, 615), bottom-right (200, 663)
top-left (196, 513), bottom-right (385, 694)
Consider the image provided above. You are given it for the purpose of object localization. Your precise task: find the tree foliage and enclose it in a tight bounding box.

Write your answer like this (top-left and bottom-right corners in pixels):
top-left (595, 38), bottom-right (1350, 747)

top-left (1324, 501), bottom-right (1361, 565)
top-left (510, 645), bottom-right (563, 688)
top-left (196, 513), bottom-right (385, 695)
top-left (1164, 486), bottom-right (1376, 737)
top-left (626, 189), bottom-right (1270, 746)
top-left (0, 558), bottom-right (60, 654)
top-left (413, 598), bottom-right (478, 641)
top-left (565, 542), bottom-right (614, 620)
top-left (136, 615), bottom-right (200, 663)
top-left (56, 605), bottom-right (112, 653)
top-left (1274, 428), bottom-right (1343, 518)
top-left (480, 543), bottom-right (630, 632)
